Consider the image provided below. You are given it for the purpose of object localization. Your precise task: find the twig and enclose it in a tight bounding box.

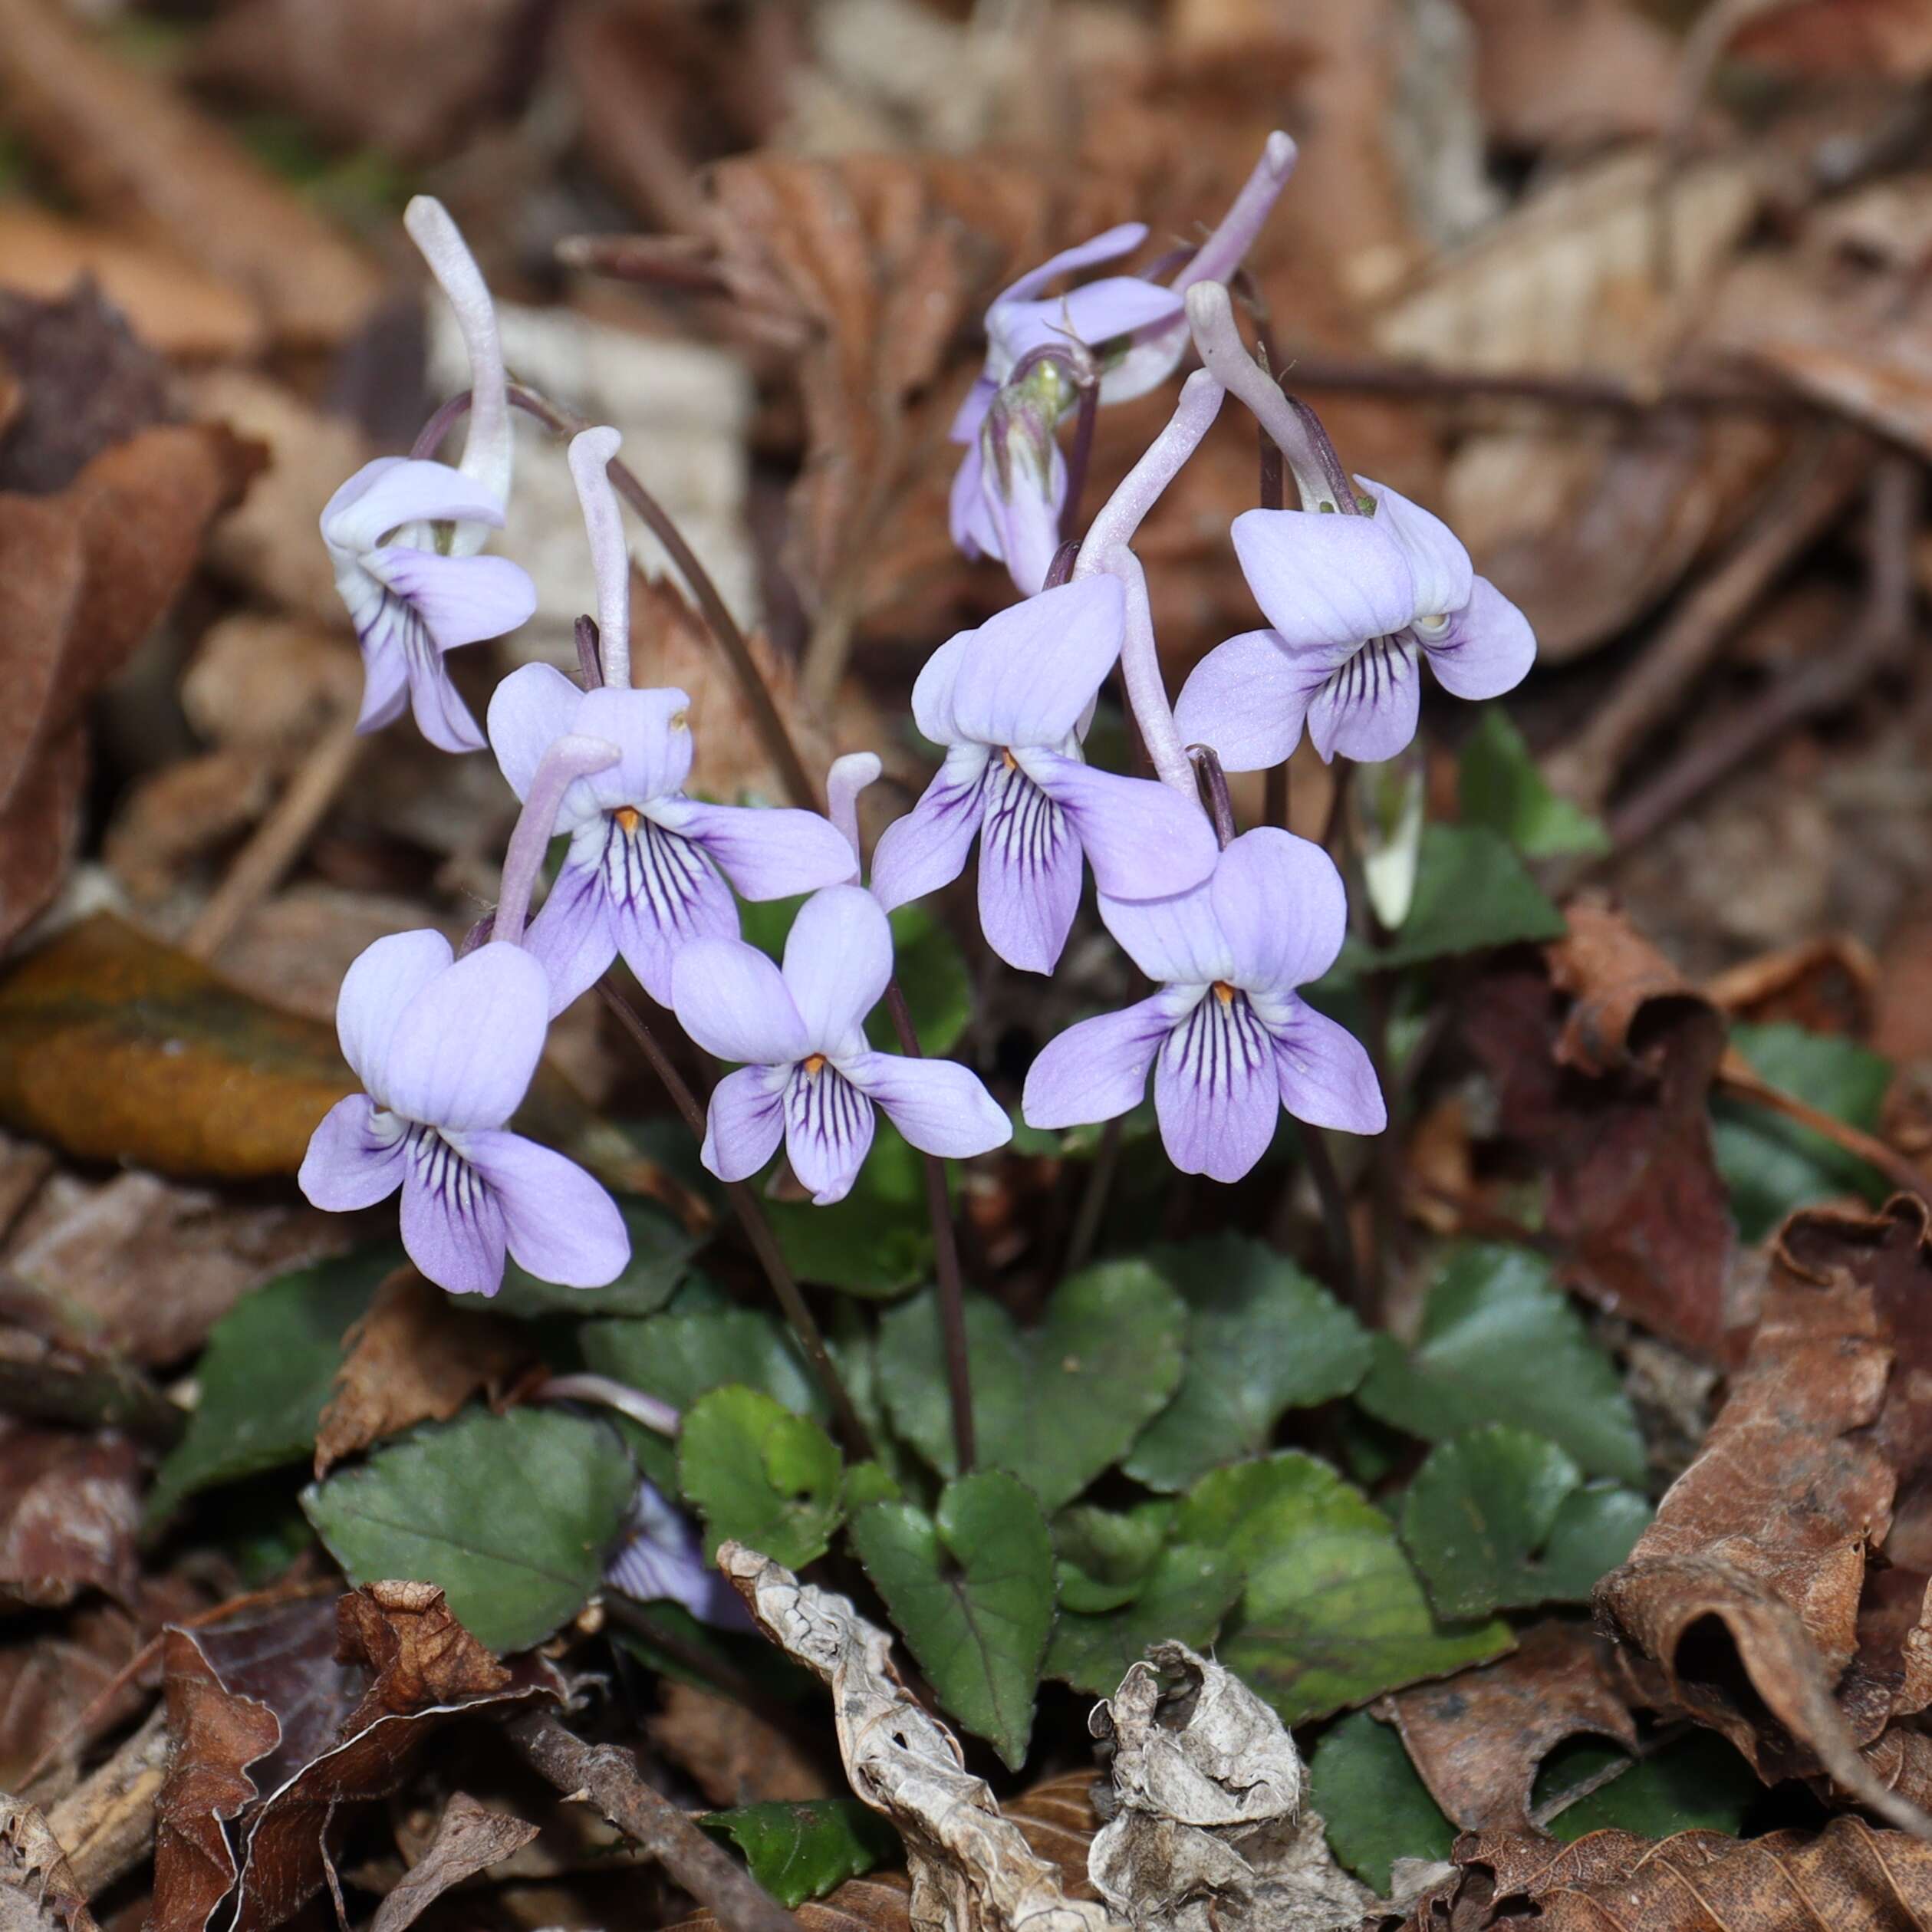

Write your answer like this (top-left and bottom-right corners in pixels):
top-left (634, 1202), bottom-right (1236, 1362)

top-left (1716, 1051), bottom-right (1929, 1202)
top-left (45, 1705), bottom-right (170, 1897)
top-left (1545, 432), bottom-right (1868, 811)
top-left (1608, 455), bottom-right (1921, 851)
top-left (509, 1710), bottom-right (798, 1932)
top-left (1295, 1126), bottom-right (1363, 1315)
top-left (882, 980), bottom-right (975, 1474)
top-left (183, 713), bottom-right (364, 960)
top-left (594, 981), bottom-right (874, 1459)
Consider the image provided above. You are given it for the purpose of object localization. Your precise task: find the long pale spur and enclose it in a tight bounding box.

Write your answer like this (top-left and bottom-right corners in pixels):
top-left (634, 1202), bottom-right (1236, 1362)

top-left (670, 886), bottom-right (1011, 1206)
top-left (1022, 828), bottom-right (1385, 1183)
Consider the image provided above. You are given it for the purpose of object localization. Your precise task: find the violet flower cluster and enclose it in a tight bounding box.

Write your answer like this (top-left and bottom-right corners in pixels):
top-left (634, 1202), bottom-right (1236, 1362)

top-left (300, 137), bottom-right (1540, 1297)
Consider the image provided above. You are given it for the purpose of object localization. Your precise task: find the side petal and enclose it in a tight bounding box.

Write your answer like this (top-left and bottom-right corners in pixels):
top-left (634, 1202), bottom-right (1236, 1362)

top-left (841, 1051), bottom-right (1012, 1160)
top-left (574, 685), bottom-right (696, 808)
top-left (400, 1146), bottom-right (508, 1296)
top-left (607, 818), bottom-right (739, 1005)
top-left (976, 758), bottom-right (1084, 974)
top-left (336, 928), bottom-right (454, 1098)
top-left (381, 940), bottom-right (549, 1132)
top-left (521, 849), bottom-right (620, 1017)
top-left (911, 633), bottom-right (975, 746)
top-left (405, 649), bottom-right (488, 755)
top-left (462, 1131), bottom-right (630, 1288)
top-left (1097, 877), bottom-right (1235, 988)
top-left (1211, 827), bottom-right (1348, 990)
top-left (945, 577), bottom-right (1127, 749)
top-left (362, 548), bottom-right (537, 649)
top-left (1022, 996), bottom-right (1173, 1130)
top-left (1231, 509), bottom-right (1416, 648)
top-left (1155, 990), bottom-right (1281, 1183)
top-left (979, 433), bottom-right (1067, 597)
top-left (1271, 998), bottom-right (1387, 1135)
top-left (701, 1065), bottom-right (788, 1183)
top-left (1172, 629), bottom-right (1320, 774)
top-left (654, 798), bottom-right (857, 900)
top-left (670, 939), bottom-right (810, 1065)
top-left (1055, 276), bottom-right (1184, 354)
top-left (488, 663), bottom-right (588, 803)
top-left (354, 622), bottom-right (410, 735)
top-left (1422, 577), bottom-right (1536, 700)
top-left (1354, 475), bottom-right (1473, 621)
top-left (993, 222), bottom-right (1149, 311)
top-left (783, 1065), bottom-right (877, 1206)
top-left (1305, 639), bottom-right (1422, 765)
top-left (868, 746), bottom-right (991, 913)
top-left (782, 885), bottom-right (894, 1056)
top-left (299, 1095), bottom-right (406, 1211)
top-left (1019, 749), bottom-right (1218, 903)
top-left (321, 457), bottom-right (504, 555)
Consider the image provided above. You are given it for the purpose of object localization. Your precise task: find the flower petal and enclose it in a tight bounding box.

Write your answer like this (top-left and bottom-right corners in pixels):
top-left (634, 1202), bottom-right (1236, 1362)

top-left (911, 634), bottom-right (975, 745)
top-left (950, 373), bottom-right (999, 449)
top-left (299, 1095), bottom-right (406, 1210)
top-left (1305, 638), bottom-right (1421, 764)
top-left (1421, 576), bottom-right (1536, 700)
top-left (1270, 998), bottom-right (1387, 1134)
top-left (1231, 509), bottom-right (1416, 647)
top-left (489, 663), bottom-right (588, 803)
top-left (521, 848), bottom-right (620, 1016)
top-left (573, 685), bottom-right (696, 809)
top-left (355, 625), bottom-right (410, 734)
top-left (1354, 475), bottom-right (1473, 622)
top-left (701, 1065), bottom-right (788, 1183)
top-left (406, 650), bottom-right (488, 755)
top-left (998, 223), bottom-right (1149, 307)
top-left (382, 940), bottom-right (548, 1131)
top-left (868, 745), bottom-right (991, 913)
top-left (1097, 877), bottom-right (1234, 988)
top-left (842, 1051), bottom-right (1012, 1159)
top-left (782, 885), bottom-right (893, 1057)
top-left (1022, 995), bottom-right (1173, 1129)
top-left (607, 1480), bottom-right (746, 1626)
top-left (671, 938), bottom-right (809, 1065)
top-left (336, 928), bottom-right (454, 1098)
top-left (605, 817), bottom-right (739, 1005)
top-left (400, 1140), bottom-right (508, 1295)
top-left (1211, 828), bottom-right (1348, 991)
top-left (653, 798), bottom-right (856, 901)
top-left (1155, 989), bottom-right (1280, 1183)
top-left (1019, 749), bottom-right (1218, 902)
top-left (949, 442), bottom-right (999, 562)
top-left (321, 457), bottom-right (504, 555)
top-left (978, 431), bottom-right (1067, 597)
top-left (783, 1064), bottom-right (876, 1206)
top-left (976, 756), bottom-right (1084, 974)
top-left (1172, 629), bottom-right (1320, 773)
top-left (362, 547), bottom-right (536, 649)
top-left (944, 577), bottom-right (1126, 748)
top-left (462, 1130), bottom-right (630, 1287)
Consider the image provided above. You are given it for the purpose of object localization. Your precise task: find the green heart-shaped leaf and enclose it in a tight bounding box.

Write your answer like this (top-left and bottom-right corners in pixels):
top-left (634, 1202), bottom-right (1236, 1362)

top-left (850, 1471), bottom-right (1053, 1769)
top-left (1053, 1501), bottom-right (1177, 1614)
top-left (1458, 708), bottom-right (1609, 861)
top-left (699, 1801), bottom-right (901, 1907)
top-left (1308, 1710), bottom-right (1453, 1892)
top-left (678, 1386), bottom-right (844, 1569)
top-left (876, 1262), bottom-right (1186, 1511)
top-left (1045, 1540), bottom-right (1242, 1697)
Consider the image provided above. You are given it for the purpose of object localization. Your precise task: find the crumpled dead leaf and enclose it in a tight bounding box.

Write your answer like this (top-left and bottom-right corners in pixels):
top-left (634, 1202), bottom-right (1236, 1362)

top-left (314, 1270), bottom-right (533, 1479)
top-left (367, 1791), bottom-right (539, 1932)
top-left (1376, 1624), bottom-right (1637, 1837)
top-left (0, 1421), bottom-right (140, 1611)
top-left (153, 1585), bottom-right (558, 1932)
top-left (0, 1795), bottom-right (99, 1932)
top-left (1089, 1642), bottom-right (1367, 1932)
top-left (1463, 901), bottom-right (1736, 1360)
top-left (1385, 1815), bottom-right (1932, 1930)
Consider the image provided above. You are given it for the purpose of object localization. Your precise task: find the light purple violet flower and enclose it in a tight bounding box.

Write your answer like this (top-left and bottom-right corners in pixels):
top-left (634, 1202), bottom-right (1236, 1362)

top-left (487, 666), bottom-right (857, 1014)
top-left (299, 930), bottom-right (630, 1295)
top-left (868, 577), bottom-right (1219, 974)
top-left (1172, 482), bottom-right (1536, 769)
top-left (671, 887), bottom-right (1010, 1206)
top-left (607, 1477), bottom-right (751, 1629)
top-left (1022, 828), bottom-right (1385, 1183)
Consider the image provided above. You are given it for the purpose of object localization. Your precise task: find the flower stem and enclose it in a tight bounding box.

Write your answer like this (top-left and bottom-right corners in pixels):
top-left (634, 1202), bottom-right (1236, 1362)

top-left (567, 426), bottom-right (632, 687)
top-left (1188, 744), bottom-right (1237, 848)
top-left (493, 733), bottom-right (622, 946)
top-left (882, 979), bottom-right (976, 1475)
top-left (1062, 1114), bottom-right (1123, 1279)
top-left (594, 979), bottom-right (874, 1460)
top-left (1293, 1125), bottom-right (1363, 1316)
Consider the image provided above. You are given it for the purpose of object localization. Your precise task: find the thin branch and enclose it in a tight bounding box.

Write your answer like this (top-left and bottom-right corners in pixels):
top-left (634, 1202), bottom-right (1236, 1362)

top-left (1716, 1052), bottom-right (1928, 1203)
top-left (509, 1711), bottom-right (799, 1932)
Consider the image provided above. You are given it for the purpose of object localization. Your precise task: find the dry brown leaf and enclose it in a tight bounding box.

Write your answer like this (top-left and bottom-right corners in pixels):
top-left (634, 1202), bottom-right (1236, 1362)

top-left (0, 0), bottom-right (380, 347)
top-left (1705, 936), bottom-right (1877, 1034)
top-left (0, 1795), bottom-right (101, 1932)
top-left (1732, 0), bottom-right (1932, 77)
top-left (314, 1270), bottom-right (532, 1479)
top-left (1377, 1624), bottom-right (1638, 1837)
top-left (1460, 0), bottom-right (1683, 149)
top-left (647, 1679), bottom-right (836, 1809)
top-left (181, 617), bottom-right (361, 759)
top-left (1463, 903), bottom-right (1736, 1359)
top-left (104, 749), bottom-right (277, 903)
top-left (1391, 1815), bottom-right (1932, 1930)
top-left (0, 1422), bottom-right (140, 1610)
top-left (0, 207), bottom-right (264, 361)
top-left (368, 1792), bottom-right (539, 1932)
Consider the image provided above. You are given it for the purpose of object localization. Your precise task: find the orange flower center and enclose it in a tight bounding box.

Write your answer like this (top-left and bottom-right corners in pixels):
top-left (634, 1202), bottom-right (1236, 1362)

top-left (802, 1052), bottom-right (827, 1077)
top-left (613, 805), bottom-right (642, 834)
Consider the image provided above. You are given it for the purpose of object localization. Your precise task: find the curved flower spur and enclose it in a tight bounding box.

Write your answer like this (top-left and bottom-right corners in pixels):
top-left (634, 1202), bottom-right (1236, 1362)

top-left (867, 575), bottom-right (1218, 973)
top-left (670, 886), bottom-right (1010, 1206)
top-left (298, 930), bottom-right (630, 1296)
top-left (487, 428), bottom-right (856, 1013)
top-left (1022, 828), bottom-right (1385, 1183)
top-left (322, 197), bottom-right (535, 752)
